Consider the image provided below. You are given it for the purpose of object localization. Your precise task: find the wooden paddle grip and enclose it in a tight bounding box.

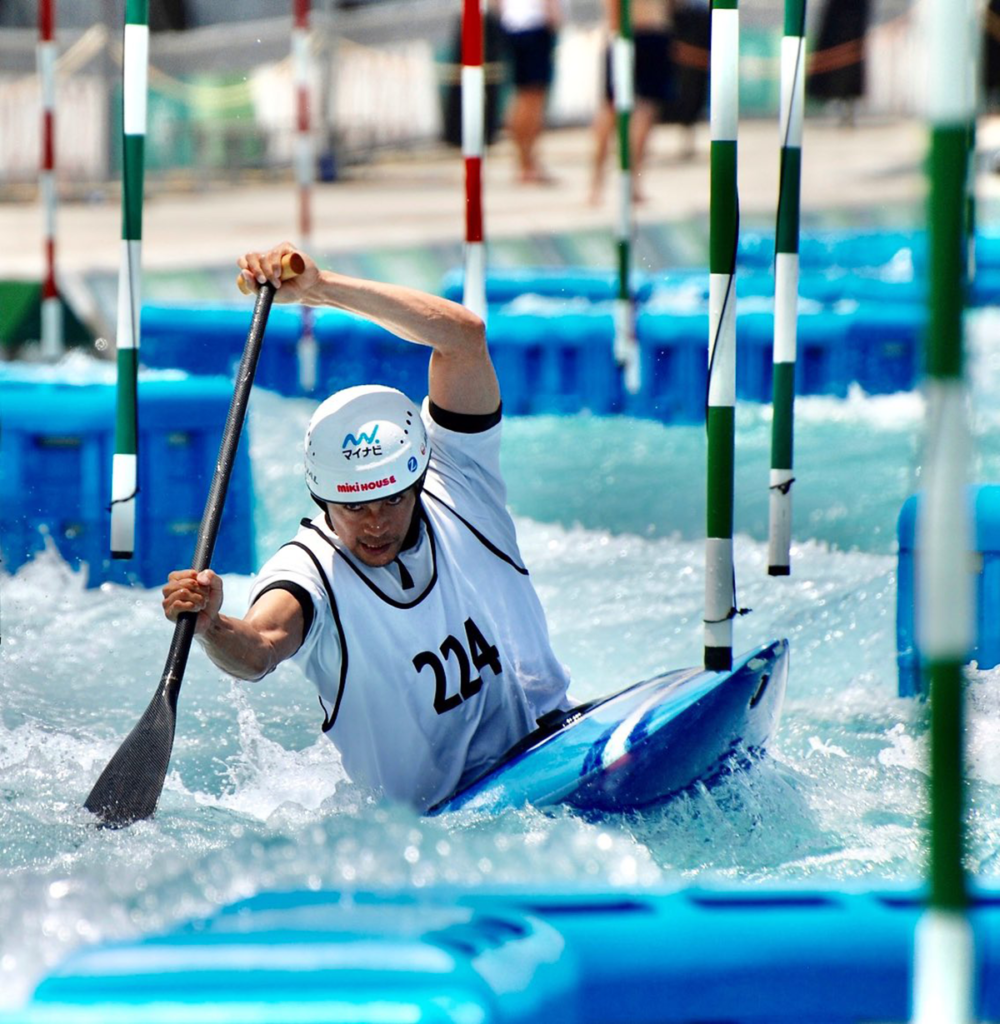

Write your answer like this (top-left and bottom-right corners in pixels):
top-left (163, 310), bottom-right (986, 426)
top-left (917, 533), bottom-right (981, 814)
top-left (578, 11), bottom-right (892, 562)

top-left (236, 252), bottom-right (307, 295)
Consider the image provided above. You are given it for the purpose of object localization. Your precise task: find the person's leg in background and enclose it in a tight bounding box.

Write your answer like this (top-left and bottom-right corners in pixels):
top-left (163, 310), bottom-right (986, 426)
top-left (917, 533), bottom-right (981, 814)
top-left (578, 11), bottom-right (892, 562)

top-left (505, 26), bottom-right (558, 183)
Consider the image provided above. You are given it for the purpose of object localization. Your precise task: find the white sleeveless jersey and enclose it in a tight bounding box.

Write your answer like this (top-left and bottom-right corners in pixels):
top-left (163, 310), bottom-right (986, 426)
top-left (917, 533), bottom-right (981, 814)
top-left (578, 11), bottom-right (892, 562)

top-left (248, 405), bottom-right (572, 811)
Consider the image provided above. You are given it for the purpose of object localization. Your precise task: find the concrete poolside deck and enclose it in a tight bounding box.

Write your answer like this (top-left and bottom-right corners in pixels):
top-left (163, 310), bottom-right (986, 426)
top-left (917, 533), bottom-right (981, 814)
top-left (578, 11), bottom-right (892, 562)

top-left (4, 113), bottom-right (1000, 326)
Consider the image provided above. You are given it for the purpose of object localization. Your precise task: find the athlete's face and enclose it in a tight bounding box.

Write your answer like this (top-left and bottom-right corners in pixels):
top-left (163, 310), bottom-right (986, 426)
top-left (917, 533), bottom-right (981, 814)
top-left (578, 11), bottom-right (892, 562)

top-left (325, 489), bottom-right (418, 567)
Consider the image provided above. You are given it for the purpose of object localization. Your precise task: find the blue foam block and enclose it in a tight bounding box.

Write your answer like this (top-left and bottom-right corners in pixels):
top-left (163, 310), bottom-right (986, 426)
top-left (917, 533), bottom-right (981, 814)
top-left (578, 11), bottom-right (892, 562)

top-left (896, 484), bottom-right (1000, 697)
top-left (19, 884), bottom-right (1000, 1023)
top-left (441, 266), bottom-right (653, 304)
top-left (633, 309), bottom-right (707, 423)
top-left (0, 376), bottom-right (254, 588)
top-left (141, 304), bottom-right (303, 393)
top-left (847, 301), bottom-right (923, 395)
top-left (488, 306), bottom-right (621, 416)
top-left (132, 297), bottom-right (926, 425)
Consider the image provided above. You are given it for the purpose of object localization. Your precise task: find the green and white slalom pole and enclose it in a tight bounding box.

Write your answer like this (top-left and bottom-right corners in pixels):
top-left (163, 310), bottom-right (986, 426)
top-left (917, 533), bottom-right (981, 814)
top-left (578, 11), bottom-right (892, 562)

top-left (704, 0), bottom-right (740, 672)
top-left (612, 0), bottom-right (639, 393)
top-left (767, 0), bottom-right (806, 577)
top-left (965, 16), bottom-right (978, 282)
top-left (964, 118), bottom-right (975, 281)
top-left (910, 0), bottom-right (977, 1022)
top-left (110, 0), bottom-right (148, 560)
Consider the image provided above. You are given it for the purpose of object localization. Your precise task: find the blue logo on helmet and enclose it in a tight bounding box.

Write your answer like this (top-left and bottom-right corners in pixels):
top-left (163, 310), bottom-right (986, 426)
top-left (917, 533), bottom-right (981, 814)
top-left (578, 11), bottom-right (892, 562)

top-left (343, 425), bottom-right (379, 448)
top-left (407, 456), bottom-right (418, 473)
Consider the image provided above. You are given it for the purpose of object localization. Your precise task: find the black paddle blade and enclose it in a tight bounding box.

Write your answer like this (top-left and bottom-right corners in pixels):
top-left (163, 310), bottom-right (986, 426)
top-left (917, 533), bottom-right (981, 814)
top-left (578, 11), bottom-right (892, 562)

top-left (84, 678), bottom-right (178, 828)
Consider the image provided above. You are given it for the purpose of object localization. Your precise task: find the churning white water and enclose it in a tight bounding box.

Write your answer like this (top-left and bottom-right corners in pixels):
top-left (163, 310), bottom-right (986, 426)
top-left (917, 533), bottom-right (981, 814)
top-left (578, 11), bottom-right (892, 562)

top-left (4, 311), bottom-right (1000, 1011)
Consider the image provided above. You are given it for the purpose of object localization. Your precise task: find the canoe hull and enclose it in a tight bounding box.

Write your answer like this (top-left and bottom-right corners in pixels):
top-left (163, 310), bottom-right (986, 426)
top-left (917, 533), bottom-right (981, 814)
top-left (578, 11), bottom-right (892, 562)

top-left (433, 638), bottom-right (789, 815)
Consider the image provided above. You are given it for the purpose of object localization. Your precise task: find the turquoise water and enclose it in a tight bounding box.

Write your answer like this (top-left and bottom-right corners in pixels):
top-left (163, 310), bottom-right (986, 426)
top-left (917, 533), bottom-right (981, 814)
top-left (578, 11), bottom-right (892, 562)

top-left (4, 311), bottom-right (1000, 1010)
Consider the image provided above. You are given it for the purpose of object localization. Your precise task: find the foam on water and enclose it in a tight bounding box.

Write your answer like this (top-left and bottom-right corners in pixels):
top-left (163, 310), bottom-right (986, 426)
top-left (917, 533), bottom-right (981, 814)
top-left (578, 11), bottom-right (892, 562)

top-left (4, 311), bottom-right (1000, 1008)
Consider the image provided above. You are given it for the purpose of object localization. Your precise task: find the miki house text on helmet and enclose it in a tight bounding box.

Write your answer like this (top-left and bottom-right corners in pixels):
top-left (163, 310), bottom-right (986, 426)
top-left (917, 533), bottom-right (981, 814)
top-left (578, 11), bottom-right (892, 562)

top-left (304, 385), bottom-right (430, 503)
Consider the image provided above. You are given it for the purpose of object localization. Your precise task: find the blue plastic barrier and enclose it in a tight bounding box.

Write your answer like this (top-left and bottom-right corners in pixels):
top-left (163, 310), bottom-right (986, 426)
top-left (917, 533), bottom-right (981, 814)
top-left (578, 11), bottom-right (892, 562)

top-left (698, 299), bottom-right (919, 403)
top-left (16, 883), bottom-right (1000, 1023)
top-left (971, 267), bottom-right (1000, 306)
top-left (736, 309), bottom-right (855, 402)
top-left (449, 264), bottom-right (932, 310)
top-left (634, 306), bottom-right (867, 420)
top-left (738, 228), bottom-right (925, 272)
top-left (896, 485), bottom-right (1000, 697)
top-left (136, 299), bottom-right (927, 421)
top-left (488, 306), bottom-right (621, 415)
top-left (0, 376), bottom-right (254, 588)
top-left (634, 308), bottom-right (708, 422)
top-left (977, 231), bottom-right (1000, 270)
top-left (444, 224), bottom-right (1000, 313)
top-left (140, 305), bottom-right (431, 401)
top-left (315, 312), bottom-right (433, 404)
top-left (442, 266), bottom-right (653, 304)
top-left (643, 266), bottom-right (929, 308)
top-left (140, 304), bottom-right (303, 392)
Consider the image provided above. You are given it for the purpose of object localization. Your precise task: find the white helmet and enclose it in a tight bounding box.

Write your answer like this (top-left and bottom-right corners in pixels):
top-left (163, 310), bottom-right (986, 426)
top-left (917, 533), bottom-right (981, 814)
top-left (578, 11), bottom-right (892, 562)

top-left (304, 385), bottom-right (430, 503)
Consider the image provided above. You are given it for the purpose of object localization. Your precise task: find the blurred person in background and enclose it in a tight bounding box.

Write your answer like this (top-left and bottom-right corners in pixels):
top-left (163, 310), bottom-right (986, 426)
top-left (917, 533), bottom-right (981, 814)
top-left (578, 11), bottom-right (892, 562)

top-left (498, 0), bottom-right (562, 184)
top-left (657, 0), bottom-right (709, 161)
top-left (589, 0), bottom-right (678, 204)
top-left (806, 0), bottom-right (872, 127)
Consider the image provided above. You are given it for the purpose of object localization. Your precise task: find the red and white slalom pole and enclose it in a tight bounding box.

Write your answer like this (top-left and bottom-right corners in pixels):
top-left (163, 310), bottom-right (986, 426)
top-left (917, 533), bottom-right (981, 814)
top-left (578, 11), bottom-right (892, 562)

top-left (461, 0), bottom-right (487, 320)
top-left (294, 0), bottom-right (317, 392)
top-left (38, 0), bottom-right (63, 359)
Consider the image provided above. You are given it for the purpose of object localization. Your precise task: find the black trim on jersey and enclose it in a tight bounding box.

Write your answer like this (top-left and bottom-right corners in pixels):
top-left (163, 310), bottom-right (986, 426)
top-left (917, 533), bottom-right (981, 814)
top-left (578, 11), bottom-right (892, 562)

top-left (394, 556), bottom-right (415, 590)
top-left (400, 494), bottom-right (423, 550)
top-left (281, 540), bottom-right (349, 733)
top-left (299, 511), bottom-right (440, 610)
top-left (251, 580), bottom-right (315, 643)
top-left (422, 490), bottom-right (529, 576)
top-left (428, 399), bottom-right (502, 433)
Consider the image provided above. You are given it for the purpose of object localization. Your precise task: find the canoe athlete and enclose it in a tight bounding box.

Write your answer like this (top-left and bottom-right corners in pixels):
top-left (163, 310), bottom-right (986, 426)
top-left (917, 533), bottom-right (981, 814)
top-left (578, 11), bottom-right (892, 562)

top-left (162, 243), bottom-right (573, 811)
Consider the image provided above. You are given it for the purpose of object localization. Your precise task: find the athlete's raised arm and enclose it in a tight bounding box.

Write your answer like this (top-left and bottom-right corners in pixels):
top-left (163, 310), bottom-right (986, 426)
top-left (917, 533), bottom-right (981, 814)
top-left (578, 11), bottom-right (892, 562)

top-left (238, 243), bottom-right (499, 417)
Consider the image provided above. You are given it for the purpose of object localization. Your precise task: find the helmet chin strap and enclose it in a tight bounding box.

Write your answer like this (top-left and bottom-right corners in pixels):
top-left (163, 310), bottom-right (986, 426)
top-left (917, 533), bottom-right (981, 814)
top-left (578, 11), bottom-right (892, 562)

top-left (401, 474), bottom-right (428, 550)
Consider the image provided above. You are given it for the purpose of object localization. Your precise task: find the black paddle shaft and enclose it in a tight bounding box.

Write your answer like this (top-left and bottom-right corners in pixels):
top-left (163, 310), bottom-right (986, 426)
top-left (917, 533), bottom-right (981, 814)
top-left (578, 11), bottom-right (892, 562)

top-left (84, 282), bottom-right (278, 827)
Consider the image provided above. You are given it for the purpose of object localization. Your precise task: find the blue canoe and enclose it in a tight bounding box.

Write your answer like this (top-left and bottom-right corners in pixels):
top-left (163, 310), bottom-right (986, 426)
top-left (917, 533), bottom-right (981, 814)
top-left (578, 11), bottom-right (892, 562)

top-left (431, 638), bottom-right (789, 815)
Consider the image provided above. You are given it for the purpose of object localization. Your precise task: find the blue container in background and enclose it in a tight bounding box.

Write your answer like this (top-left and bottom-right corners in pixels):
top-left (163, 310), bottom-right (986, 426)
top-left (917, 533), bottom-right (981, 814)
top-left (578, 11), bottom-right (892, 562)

top-left (976, 231), bottom-right (1000, 270)
top-left (489, 306), bottom-right (620, 416)
top-left (634, 309), bottom-right (708, 423)
top-left (734, 310), bottom-right (776, 403)
top-left (141, 304), bottom-right (303, 394)
top-left (314, 311), bottom-right (431, 402)
top-left (143, 305), bottom-right (431, 403)
top-left (1, 376), bottom-right (254, 588)
top-left (131, 288), bottom-right (926, 423)
top-left (971, 267), bottom-right (1000, 306)
top-left (846, 301), bottom-right (923, 396)
top-left (896, 485), bottom-right (1000, 697)
top-left (488, 307), bottom-right (550, 415)
top-left (441, 266), bottom-right (653, 305)
top-left (22, 883), bottom-right (1000, 1023)
top-left (738, 228), bottom-right (924, 273)
top-left (794, 310), bottom-right (854, 397)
